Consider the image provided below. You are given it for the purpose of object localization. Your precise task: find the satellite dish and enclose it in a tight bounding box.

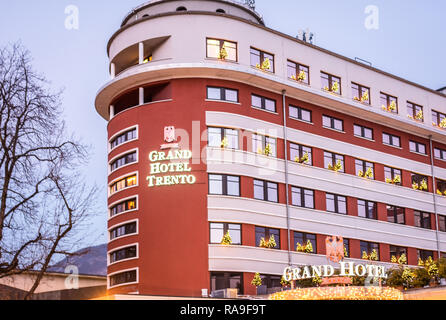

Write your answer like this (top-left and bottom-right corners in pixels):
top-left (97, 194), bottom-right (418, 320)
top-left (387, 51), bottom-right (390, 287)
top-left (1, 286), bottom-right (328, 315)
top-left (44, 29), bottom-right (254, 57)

top-left (245, 0), bottom-right (256, 10)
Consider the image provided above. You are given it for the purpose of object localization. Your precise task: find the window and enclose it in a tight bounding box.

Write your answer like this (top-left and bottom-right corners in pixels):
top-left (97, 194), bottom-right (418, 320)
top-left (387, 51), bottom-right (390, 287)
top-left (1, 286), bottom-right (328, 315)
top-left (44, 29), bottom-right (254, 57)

top-left (409, 141), bottom-right (427, 155)
top-left (290, 143), bottom-right (312, 165)
top-left (384, 166), bottom-right (402, 185)
top-left (382, 132), bottom-right (401, 148)
top-left (355, 159), bottom-right (374, 179)
top-left (387, 205), bottom-right (405, 224)
top-left (343, 238), bottom-right (350, 258)
top-left (418, 250), bottom-right (434, 262)
top-left (294, 232), bottom-right (317, 253)
top-left (380, 92), bottom-right (398, 113)
top-left (322, 115), bottom-right (344, 131)
top-left (437, 179), bottom-right (446, 195)
top-left (287, 60), bottom-right (309, 84)
top-left (176, 6), bottom-right (187, 11)
top-left (110, 198), bottom-right (137, 217)
top-left (360, 241), bottom-right (380, 260)
top-left (206, 86), bottom-right (238, 102)
top-left (110, 175), bottom-right (137, 195)
top-left (439, 215), bottom-right (446, 233)
top-left (351, 83), bottom-right (370, 104)
top-left (414, 211), bottom-right (431, 229)
top-left (208, 174), bottom-right (240, 196)
top-left (354, 124), bottom-right (373, 140)
top-left (250, 48), bottom-right (274, 73)
top-left (357, 199), bottom-right (377, 220)
top-left (251, 94), bottom-right (276, 112)
top-left (109, 245), bottom-right (137, 264)
top-left (411, 173), bottom-right (429, 192)
top-left (434, 147), bottom-right (446, 160)
top-left (110, 222), bottom-right (137, 240)
top-left (324, 151), bottom-right (345, 172)
top-left (210, 223), bottom-right (241, 245)
top-left (216, 9), bottom-right (226, 13)
top-left (110, 128), bottom-right (137, 149)
top-left (432, 110), bottom-right (446, 128)
top-left (407, 102), bottom-right (424, 122)
top-left (291, 187), bottom-right (314, 209)
top-left (110, 270), bottom-right (137, 287)
top-left (206, 38), bottom-right (237, 61)
top-left (289, 105), bottom-right (312, 123)
top-left (259, 275), bottom-right (282, 290)
top-left (210, 272), bottom-right (243, 294)
top-left (326, 193), bottom-right (347, 214)
top-left (252, 134), bottom-right (277, 157)
top-left (110, 152), bottom-right (137, 172)
top-left (254, 180), bottom-right (278, 203)
top-left (321, 72), bottom-right (341, 94)
top-left (390, 246), bottom-right (407, 261)
top-left (255, 226), bottom-right (280, 249)
top-left (208, 127), bottom-right (239, 149)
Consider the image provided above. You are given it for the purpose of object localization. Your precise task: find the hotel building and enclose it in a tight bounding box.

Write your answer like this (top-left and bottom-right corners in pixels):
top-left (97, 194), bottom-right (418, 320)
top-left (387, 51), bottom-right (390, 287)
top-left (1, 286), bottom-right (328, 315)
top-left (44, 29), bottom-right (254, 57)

top-left (95, 0), bottom-right (446, 297)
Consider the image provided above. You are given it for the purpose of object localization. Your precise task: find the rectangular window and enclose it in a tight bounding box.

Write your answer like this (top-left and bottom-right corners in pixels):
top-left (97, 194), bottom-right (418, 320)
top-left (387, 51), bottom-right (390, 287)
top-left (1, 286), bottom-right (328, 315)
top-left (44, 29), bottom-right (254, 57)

top-left (380, 92), bottom-right (398, 113)
top-left (390, 246), bottom-right (407, 262)
top-left (208, 174), bottom-right (240, 197)
top-left (110, 222), bottom-right (137, 240)
top-left (439, 215), bottom-right (446, 233)
top-left (414, 211), bottom-right (431, 229)
top-left (206, 38), bottom-right (237, 61)
top-left (110, 270), bottom-right (137, 287)
top-left (252, 134), bottom-right (277, 157)
top-left (291, 187), bottom-right (314, 209)
top-left (387, 205), bottom-right (405, 224)
top-left (110, 175), bottom-right (137, 195)
top-left (418, 250), bottom-right (434, 262)
top-left (255, 226), bottom-right (280, 249)
top-left (251, 94), bottom-right (276, 112)
top-left (324, 151), bottom-right (345, 172)
top-left (289, 105), bottom-right (312, 123)
top-left (109, 246), bottom-right (137, 264)
top-left (407, 102), bottom-right (424, 122)
top-left (432, 110), bottom-right (446, 128)
top-left (434, 147), bottom-right (446, 160)
top-left (343, 238), bottom-right (350, 258)
top-left (354, 124), bottom-right (373, 140)
top-left (210, 223), bottom-right (241, 245)
top-left (321, 72), bottom-right (341, 94)
top-left (110, 128), bottom-right (137, 149)
top-left (322, 115), bottom-right (344, 131)
top-left (287, 60), bottom-right (309, 84)
top-left (384, 166), bottom-right (402, 185)
top-left (110, 198), bottom-right (137, 217)
top-left (110, 152), bottom-right (137, 172)
top-left (411, 173), bottom-right (429, 192)
top-left (254, 180), bottom-right (278, 203)
top-left (437, 179), bottom-right (446, 195)
top-left (382, 132), bottom-right (401, 148)
top-left (210, 272), bottom-right (243, 295)
top-left (208, 127), bottom-right (239, 149)
top-left (250, 48), bottom-right (274, 73)
top-left (355, 159), bottom-right (374, 179)
top-left (409, 141), bottom-right (427, 155)
top-left (259, 275), bottom-right (282, 290)
top-left (326, 193), bottom-right (347, 214)
top-left (294, 231), bottom-right (317, 253)
top-left (290, 143), bottom-right (312, 165)
top-left (360, 241), bottom-right (380, 260)
top-left (351, 83), bottom-right (371, 104)
top-left (206, 86), bottom-right (238, 103)
top-left (358, 199), bottom-right (377, 220)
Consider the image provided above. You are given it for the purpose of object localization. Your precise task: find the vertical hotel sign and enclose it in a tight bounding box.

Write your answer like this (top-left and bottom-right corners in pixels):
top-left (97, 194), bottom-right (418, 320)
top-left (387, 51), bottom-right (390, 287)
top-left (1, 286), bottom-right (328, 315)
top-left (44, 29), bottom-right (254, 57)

top-left (146, 126), bottom-right (196, 187)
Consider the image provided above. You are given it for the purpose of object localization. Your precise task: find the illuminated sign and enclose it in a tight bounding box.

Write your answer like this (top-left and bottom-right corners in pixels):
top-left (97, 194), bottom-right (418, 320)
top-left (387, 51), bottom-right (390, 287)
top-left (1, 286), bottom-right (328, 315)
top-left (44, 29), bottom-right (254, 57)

top-left (146, 127), bottom-right (196, 187)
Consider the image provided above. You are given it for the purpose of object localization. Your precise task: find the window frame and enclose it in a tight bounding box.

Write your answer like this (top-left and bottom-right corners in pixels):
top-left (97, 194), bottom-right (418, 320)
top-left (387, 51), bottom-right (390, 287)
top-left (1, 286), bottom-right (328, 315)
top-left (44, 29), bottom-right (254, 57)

top-left (206, 86), bottom-right (239, 103)
top-left (409, 140), bottom-right (427, 155)
top-left (207, 127), bottom-right (239, 150)
top-left (355, 159), bottom-right (375, 179)
top-left (293, 231), bottom-right (317, 253)
top-left (407, 101), bottom-right (424, 122)
top-left (109, 220), bottom-right (138, 241)
top-left (380, 92), bottom-right (398, 113)
top-left (290, 142), bottom-right (313, 166)
top-left (386, 205), bottom-right (406, 225)
top-left (108, 244), bottom-right (138, 265)
top-left (109, 196), bottom-right (138, 218)
top-left (208, 174), bottom-right (241, 197)
top-left (255, 226), bottom-right (280, 249)
top-left (291, 186), bottom-right (315, 209)
top-left (210, 222), bottom-right (242, 245)
top-left (322, 114), bottom-right (344, 132)
top-left (353, 124), bottom-right (374, 140)
top-left (434, 147), bottom-right (446, 161)
top-left (206, 38), bottom-right (238, 62)
top-left (110, 150), bottom-right (138, 172)
top-left (109, 127), bottom-right (138, 151)
top-left (357, 199), bottom-right (377, 220)
top-left (351, 82), bottom-right (371, 105)
top-left (432, 110), bottom-right (446, 128)
top-left (384, 166), bottom-right (402, 185)
top-left (324, 151), bottom-right (345, 172)
top-left (251, 94), bottom-right (277, 113)
top-left (287, 60), bottom-right (310, 85)
top-left (321, 71), bottom-right (342, 95)
top-left (326, 193), bottom-right (348, 215)
top-left (250, 47), bottom-right (275, 73)
top-left (360, 241), bottom-right (380, 261)
top-left (252, 134), bottom-right (277, 157)
top-left (414, 211), bottom-right (431, 229)
top-left (382, 132), bottom-right (401, 148)
top-left (253, 179), bottom-right (278, 203)
top-left (289, 105), bottom-right (312, 123)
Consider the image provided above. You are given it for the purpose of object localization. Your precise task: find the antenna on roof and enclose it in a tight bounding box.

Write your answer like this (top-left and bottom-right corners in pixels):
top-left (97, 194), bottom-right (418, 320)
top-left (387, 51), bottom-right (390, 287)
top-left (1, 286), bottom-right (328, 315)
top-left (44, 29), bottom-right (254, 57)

top-left (244, 0), bottom-right (256, 10)
top-left (297, 28), bottom-right (315, 45)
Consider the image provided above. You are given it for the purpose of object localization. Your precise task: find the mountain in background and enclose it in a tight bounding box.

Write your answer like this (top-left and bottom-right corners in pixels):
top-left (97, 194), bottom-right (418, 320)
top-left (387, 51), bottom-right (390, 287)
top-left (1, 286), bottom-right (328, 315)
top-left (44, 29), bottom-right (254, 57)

top-left (48, 243), bottom-right (107, 276)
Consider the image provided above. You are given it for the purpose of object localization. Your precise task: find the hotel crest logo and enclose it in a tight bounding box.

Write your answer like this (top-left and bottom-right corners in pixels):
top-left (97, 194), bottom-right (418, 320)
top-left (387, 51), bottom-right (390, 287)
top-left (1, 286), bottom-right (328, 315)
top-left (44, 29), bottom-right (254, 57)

top-left (146, 126), bottom-right (196, 187)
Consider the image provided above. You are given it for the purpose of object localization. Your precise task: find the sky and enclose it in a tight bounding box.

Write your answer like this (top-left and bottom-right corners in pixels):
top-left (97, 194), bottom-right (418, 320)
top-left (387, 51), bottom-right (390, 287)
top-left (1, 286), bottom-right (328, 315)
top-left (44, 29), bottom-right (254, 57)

top-left (0, 0), bottom-right (444, 246)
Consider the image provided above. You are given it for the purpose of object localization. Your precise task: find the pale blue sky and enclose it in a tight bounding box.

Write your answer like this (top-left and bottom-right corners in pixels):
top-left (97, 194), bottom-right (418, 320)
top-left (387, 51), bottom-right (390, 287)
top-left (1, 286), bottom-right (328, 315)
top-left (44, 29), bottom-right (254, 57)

top-left (0, 0), bottom-right (444, 246)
